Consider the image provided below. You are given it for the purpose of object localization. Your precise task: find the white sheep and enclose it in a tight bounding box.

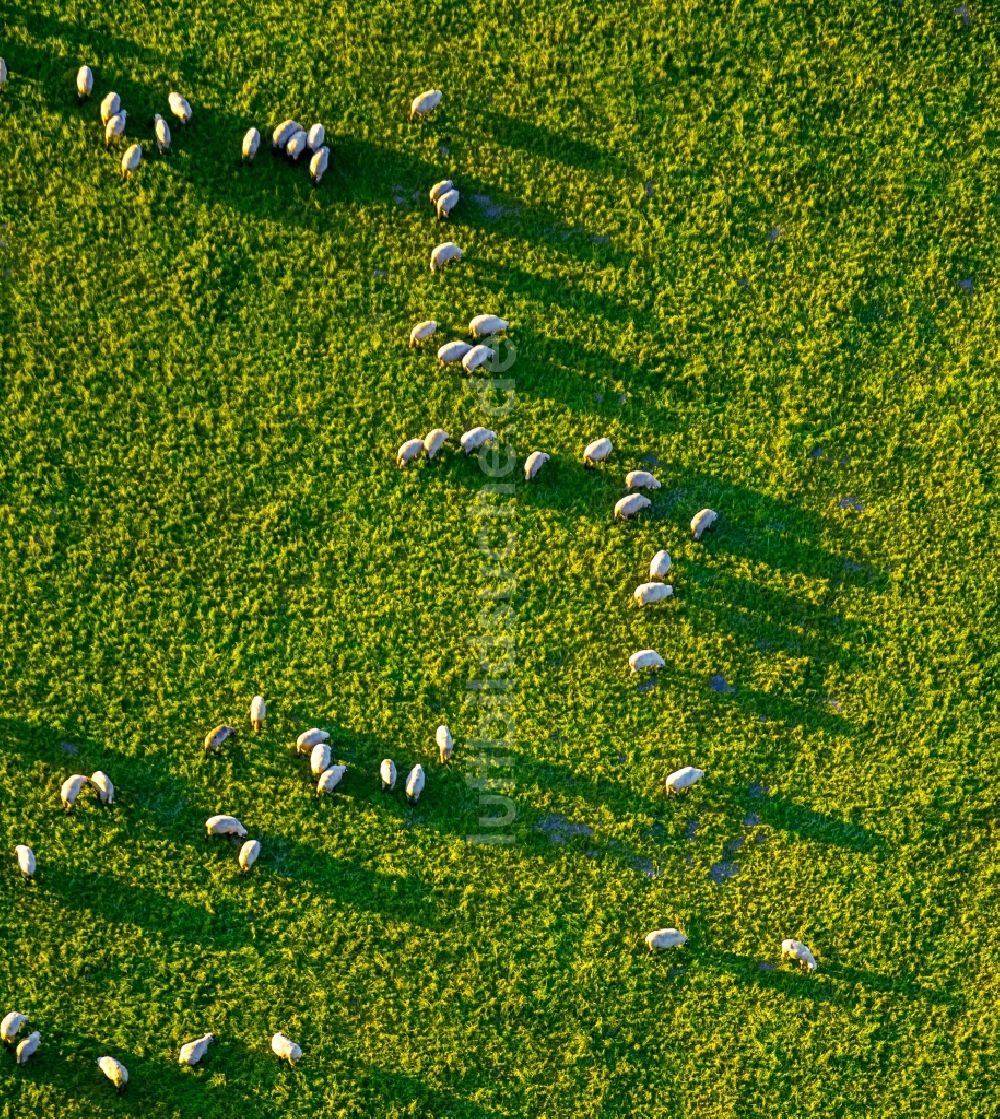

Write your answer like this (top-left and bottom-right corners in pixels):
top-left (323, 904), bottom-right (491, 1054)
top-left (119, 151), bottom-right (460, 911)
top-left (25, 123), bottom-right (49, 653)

top-left (61, 774), bottom-right (90, 811)
top-left (424, 428), bottom-right (449, 459)
top-left (309, 145), bottom-right (329, 185)
top-left (461, 344), bottom-right (496, 374)
top-left (14, 845), bottom-right (35, 883)
top-left (664, 766), bottom-right (704, 795)
top-left (1, 1012), bottom-right (27, 1048)
top-left (204, 725), bottom-right (236, 753)
top-left (296, 728), bottom-right (329, 752)
top-left (524, 451), bottom-right (549, 481)
top-left (583, 438), bottom-right (613, 466)
top-left (16, 1032), bottom-right (41, 1065)
top-left (98, 1055), bottom-right (128, 1095)
top-left (634, 582), bottom-right (673, 606)
top-left (410, 89), bottom-right (442, 119)
top-left (615, 494), bottom-right (651, 521)
top-left (239, 839), bottom-right (261, 873)
top-left (179, 1032), bottom-right (215, 1066)
top-left (242, 127), bottom-right (261, 161)
top-left (644, 928), bottom-right (687, 952)
top-left (781, 938), bottom-right (818, 972)
top-left (649, 550), bottom-right (672, 579)
top-left (460, 427), bottom-right (497, 454)
top-left (379, 758), bottom-right (397, 792)
top-left (168, 91), bottom-right (192, 125)
top-left (469, 314), bottom-right (508, 338)
top-left (105, 111), bottom-right (127, 147)
top-left (205, 815), bottom-right (247, 840)
top-left (408, 320), bottom-right (438, 348)
top-left (271, 1031), bottom-right (302, 1066)
top-left (76, 65), bottom-right (93, 101)
top-left (310, 742), bottom-right (331, 776)
top-left (250, 695), bottom-right (266, 733)
top-left (628, 650), bottom-right (665, 673)
top-left (286, 130), bottom-right (309, 162)
top-left (429, 179), bottom-right (453, 205)
top-left (153, 113), bottom-right (171, 153)
top-left (691, 508), bottom-right (718, 541)
top-left (100, 91), bottom-right (120, 125)
top-left (272, 120), bottom-right (301, 151)
top-left (0, 58), bottom-right (7, 88)
top-left (307, 123), bottom-right (325, 150)
top-left (121, 143), bottom-right (142, 180)
top-left (90, 771), bottom-right (114, 806)
top-left (436, 188), bottom-right (460, 220)
top-left (437, 724), bottom-right (453, 763)
top-left (430, 241), bottom-right (462, 272)
top-left (405, 764), bottom-right (425, 805)
top-left (397, 438), bottom-right (425, 467)
top-left (625, 470), bottom-right (661, 491)
top-left (437, 340), bottom-right (471, 366)
top-left (316, 765), bottom-right (347, 796)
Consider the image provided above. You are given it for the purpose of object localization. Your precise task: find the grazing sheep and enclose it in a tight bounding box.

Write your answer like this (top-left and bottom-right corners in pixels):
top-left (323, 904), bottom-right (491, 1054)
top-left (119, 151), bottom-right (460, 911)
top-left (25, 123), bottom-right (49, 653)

top-left (90, 771), bottom-right (114, 806)
top-left (469, 314), bottom-right (509, 338)
top-left (309, 145), bottom-right (329, 185)
top-left (178, 1033), bottom-right (215, 1067)
top-left (625, 470), bottom-right (661, 491)
top-left (664, 767), bottom-right (704, 796)
top-left (153, 113), bottom-right (171, 153)
top-left (461, 344), bottom-right (496, 374)
top-left (250, 695), bottom-right (266, 733)
top-left (429, 179), bottom-right (453, 205)
top-left (405, 764), bottom-right (425, 805)
top-left (633, 582), bottom-right (673, 606)
top-left (436, 188), bottom-right (460, 220)
top-left (121, 143), bottom-right (142, 180)
top-left (437, 724), bottom-right (453, 763)
top-left (408, 320), bottom-right (438, 348)
top-left (242, 127), bottom-right (261, 161)
top-left (100, 91), bottom-right (120, 125)
top-left (781, 938), bottom-right (817, 972)
top-left (430, 241), bottom-right (462, 272)
top-left (524, 451), bottom-right (549, 481)
top-left (14, 846), bottom-right (35, 883)
top-left (649, 550), bottom-right (672, 579)
top-left (204, 815), bottom-right (247, 840)
top-left (239, 839), bottom-right (260, 873)
top-left (296, 728), bottom-right (329, 753)
top-left (379, 758), bottom-right (397, 792)
top-left (16, 1032), bottom-right (41, 1065)
top-left (0, 58), bottom-right (6, 88)
top-left (168, 91), bottom-right (192, 125)
top-left (272, 120), bottom-right (301, 151)
top-left (437, 340), bottom-right (472, 366)
top-left (286, 130), bottom-right (309, 161)
top-left (316, 765), bottom-right (347, 797)
top-left (410, 89), bottom-right (442, 119)
top-left (203, 725), bottom-right (236, 753)
top-left (628, 650), bottom-right (665, 673)
top-left (271, 1032), bottom-right (301, 1066)
top-left (104, 111), bottom-right (127, 147)
top-left (61, 774), bottom-right (89, 811)
top-left (644, 928), bottom-right (687, 951)
top-left (98, 1055), bottom-right (128, 1095)
top-left (614, 494), bottom-right (651, 521)
top-left (310, 742), bottom-right (331, 776)
top-left (397, 438), bottom-right (425, 467)
top-left (460, 427), bottom-right (497, 454)
top-left (583, 438), bottom-right (613, 466)
top-left (424, 428), bottom-right (449, 459)
top-left (1, 1012), bottom-right (27, 1049)
top-left (691, 508), bottom-right (718, 541)
top-left (307, 122), bottom-right (325, 150)
top-left (76, 65), bottom-right (93, 101)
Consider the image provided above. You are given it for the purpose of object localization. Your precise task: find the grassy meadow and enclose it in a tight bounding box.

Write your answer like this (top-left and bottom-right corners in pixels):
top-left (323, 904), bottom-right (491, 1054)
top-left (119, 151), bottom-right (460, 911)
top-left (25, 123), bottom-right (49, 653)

top-left (1, 1), bottom-right (997, 1115)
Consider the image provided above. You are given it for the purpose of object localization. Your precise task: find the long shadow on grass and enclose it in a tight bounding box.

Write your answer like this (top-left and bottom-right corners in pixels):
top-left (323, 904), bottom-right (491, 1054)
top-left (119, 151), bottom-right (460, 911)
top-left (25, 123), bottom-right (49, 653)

top-left (736, 789), bottom-right (886, 855)
top-left (483, 111), bottom-right (640, 183)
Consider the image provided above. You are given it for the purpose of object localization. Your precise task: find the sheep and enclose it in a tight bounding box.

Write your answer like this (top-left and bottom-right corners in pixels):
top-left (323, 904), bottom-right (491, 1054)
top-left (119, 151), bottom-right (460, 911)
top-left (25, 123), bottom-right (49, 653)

top-left (250, 695), bottom-right (266, 733)
top-left (239, 839), bottom-right (260, 873)
top-left (16, 1032), bottom-right (41, 1065)
top-left (469, 314), bottom-right (509, 338)
top-left (310, 742), bottom-right (331, 776)
top-left (405, 764), bottom-right (425, 805)
top-left (153, 113), bottom-right (171, 153)
top-left (307, 122), bottom-right (325, 150)
top-left (121, 143), bottom-right (142, 181)
top-left (0, 58), bottom-right (6, 88)
top-left (634, 582), bottom-right (673, 606)
top-left (272, 120), bottom-right (301, 151)
top-left (204, 815), bottom-right (247, 840)
top-left (104, 111), bottom-right (127, 147)
top-left (628, 650), bottom-right (665, 673)
top-left (644, 928), bottom-right (687, 952)
top-left (14, 845), bottom-right (35, 883)
top-left (461, 344), bottom-right (496, 375)
top-left (100, 91), bottom-right (120, 125)
top-left (286, 130), bottom-right (309, 162)
top-left (524, 451), bottom-right (549, 481)
top-left (583, 438), bottom-right (613, 466)
top-left (316, 765), bottom-right (347, 796)
top-left (430, 241), bottom-right (462, 273)
top-left (781, 938), bottom-right (818, 972)
top-left (625, 470), bottom-right (661, 491)
top-left (410, 89), bottom-right (442, 119)
top-left (1, 1012), bottom-right (27, 1049)
top-left (90, 771), bottom-right (114, 806)
top-left (271, 1032), bottom-right (301, 1066)
top-left (204, 725), bottom-right (236, 753)
top-left (309, 145), bottom-right (329, 185)
top-left (437, 340), bottom-right (472, 367)
top-left (242, 127), bottom-right (261, 161)
top-left (408, 320), bottom-right (438, 348)
top-left (460, 427), bottom-right (497, 454)
top-left (296, 728), bottom-right (329, 753)
top-left (168, 91), bottom-right (192, 125)
top-left (614, 494), bottom-right (651, 521)
top-left (76, 65), bottom-right (93, 101)
top-left (397, 438), bottom-right (425, 467)
top-left (178, 1033), bottom-right (215, 1066)
top-left (437, 724), bottom-right (453, 763)
top-left (98, 1055), bottom-right (128, 1095)
top-left (664, 766), bottom-right (704, 796)
top-left (649, 550), bottom-right (672, 579)
top-left (424, 428), bottom-right (449, 459)
top-left (379, 758), bottom-right (397, 792)
top-left (61, 774), bottom-right (90, 811)
top-left (436, 188), bottom-right (460, 220)
top-left (691, 508), bottom-right (718, 541)
top-left (429, 179), bottom-right (453, 205)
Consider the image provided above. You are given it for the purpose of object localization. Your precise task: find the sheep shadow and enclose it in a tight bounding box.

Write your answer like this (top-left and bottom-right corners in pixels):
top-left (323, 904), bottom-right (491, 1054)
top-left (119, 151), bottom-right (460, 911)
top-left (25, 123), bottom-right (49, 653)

top-left (483, 111), bottom-right (639, 183)
top-left (747, 792), bottom-right (886, 855)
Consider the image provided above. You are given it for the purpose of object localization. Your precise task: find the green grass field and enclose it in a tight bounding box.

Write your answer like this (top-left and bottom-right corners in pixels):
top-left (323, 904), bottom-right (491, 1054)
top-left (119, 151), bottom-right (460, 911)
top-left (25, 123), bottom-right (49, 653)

top-left (1, 2), bottom-right (997, 1115)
